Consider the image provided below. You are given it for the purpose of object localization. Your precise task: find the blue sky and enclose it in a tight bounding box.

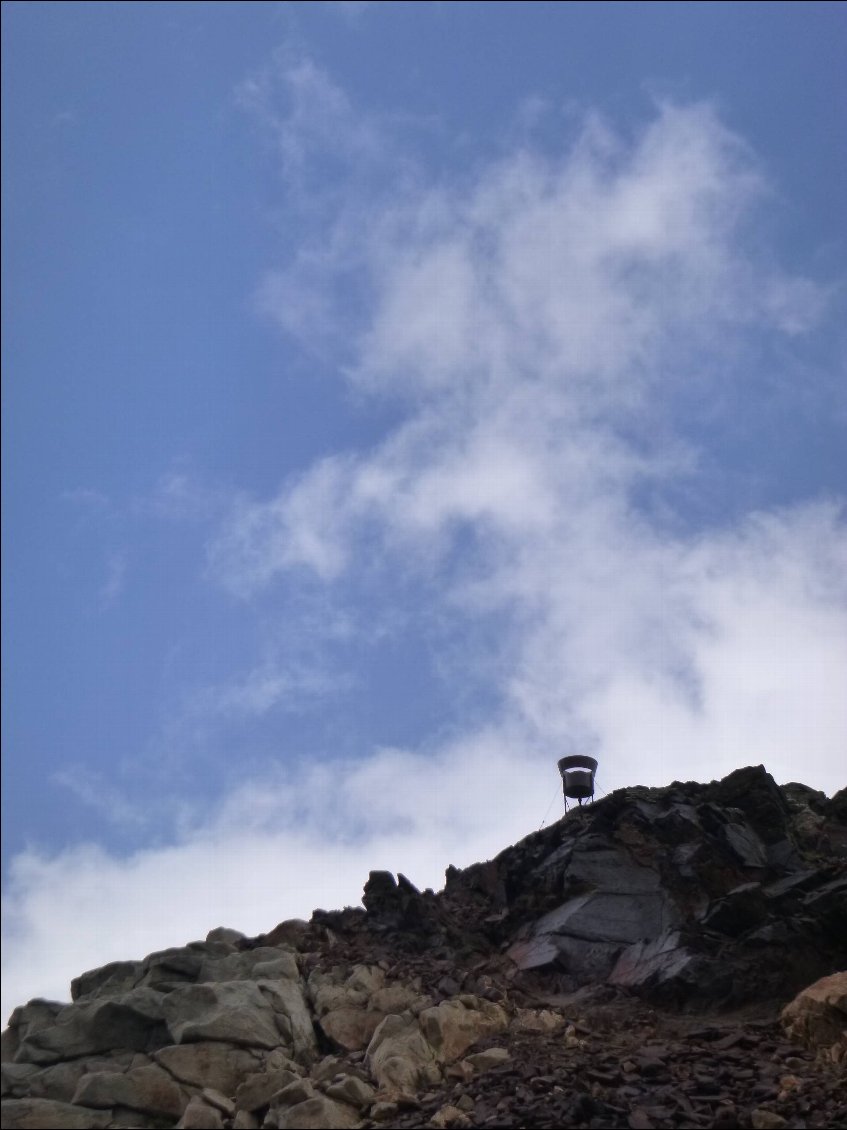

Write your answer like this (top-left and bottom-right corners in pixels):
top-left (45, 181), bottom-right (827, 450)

top-left (2, 0), bottom-right (846, 1020)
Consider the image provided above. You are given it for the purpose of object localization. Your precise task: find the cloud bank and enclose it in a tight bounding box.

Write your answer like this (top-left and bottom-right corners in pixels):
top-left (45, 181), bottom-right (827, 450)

top-left (3, 65), bottom-right (845, 1023)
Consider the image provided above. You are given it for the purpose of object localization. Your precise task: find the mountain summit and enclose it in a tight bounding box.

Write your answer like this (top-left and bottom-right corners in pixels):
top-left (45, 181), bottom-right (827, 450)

top-left (2, 765), bottom-right (845, 1129)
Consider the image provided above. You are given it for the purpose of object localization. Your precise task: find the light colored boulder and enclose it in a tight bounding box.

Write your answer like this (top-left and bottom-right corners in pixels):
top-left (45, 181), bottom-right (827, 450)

top-left (365, 1013), bottom-right (441, 1094)
top-left (464, 1047), bottom-right (510, 1072)
top-left (154, 1042), bottom-right (265, 1093)
top-left (0, 1098), bottom-right (112, 1128)
top-left (512, 1008), bottom-right (565, 1033)
top-left (370, 1100), bottom-right (400, 1122)
top-left (325, 1073), bottom-right (376, 1108)
top-left (275, 1095), bottom-right (360, 1129)
top-left (319, 1007), bottom-right (386, 1052)
top-left (272, 1078), bottom-right (316, 1107)
top-left (310, 1055), bottom-right (349, 1083)
top-left (233, 1111), bottom-right (261, 1130)
top-left (71, 1064), bottom-right (185, 1120)
top-left (235, 1067), bottom-right (301, 1112)
top-left (781, 971), bottom-right (847, 1061)
top-left (261, 920), bottom-right (309, 948)
top-left (199, 948), bottom-right (299, 984)
top-left (370, 985), bottom-right (429, 1015)
top-left (177, 1094), bottom-right (224, 1129)
top-left (418, 998), bottom-right (508, 1064)
top-left (161, 982), bottom-right (282, 1049)
top-left (430, 1104), bottom-right (472, 1129)
top-left (257, 980), bottom-right (317, 1062)
top-left (344, 966), bottom-right (387, 997)
top-left (306, 971), bottom-right (368, 1019)
top-left (205, 927), bottom-right (247, 946)
top-left (201, 1086), bottom-right (235, 1116)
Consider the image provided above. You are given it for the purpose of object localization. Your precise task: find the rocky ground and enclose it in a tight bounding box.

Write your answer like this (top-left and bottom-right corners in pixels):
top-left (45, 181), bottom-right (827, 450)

top-left (385, 991), bottom-right (847, 1130)
top-left (2, 765), bottom-right (845, 1129)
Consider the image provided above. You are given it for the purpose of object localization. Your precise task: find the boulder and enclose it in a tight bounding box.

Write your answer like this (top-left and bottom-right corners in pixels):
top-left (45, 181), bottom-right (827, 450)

top-left (12, 991), bottom-right (169, 1065)
top-left (275, 1095), bottom-right (360, 1129)
top-left (234, 1066), bottom-right (301, 1112)
top-left (205, 927), bottom-right (247, 946)
top-left (307, 967), bottom-right (377, 1017)
top-left (177, 1094), bottom-right (224, 1129)
top-left (0, 1098), bottom-right (112, 1128)
top-left (781, 971), bottom-right (847, 1062)
top-left (153, 1041), bottom-right (265, 1093)
top-left (511, 1008), bottom-right (566, 1033)
top-left (256, 979), bottom-right (317, 1063)
top-left (199, 947), bottom-right (299, 985)
top-left (418, 998), bottom-right (508, 1064)
top-left (319, 1007), bottom-right (385, 1052)
top-left (71, 962), bottom-right (142, 1003)
top-left (160, 982), bottom-right (283, 1049)
top-left (465, 1046), bottom-right (511, 1071)
top-left (324, 1072), bottom-right (376, 1107)
top-left (3, 1001), bottom-right (65, 1062)
top-left (137, 947), bottom-right (204, 991)
top-left (1, 1059), bottom-right (113, 1103)
top-left (365, 1013), bottom-right (441, 1093)
top-left (70, 1063), bottom-right (186, 1120)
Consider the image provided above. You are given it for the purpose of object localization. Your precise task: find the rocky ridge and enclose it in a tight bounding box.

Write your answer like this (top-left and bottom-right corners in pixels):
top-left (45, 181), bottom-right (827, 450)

top-left (2, 765), bottom-right (845, 1129)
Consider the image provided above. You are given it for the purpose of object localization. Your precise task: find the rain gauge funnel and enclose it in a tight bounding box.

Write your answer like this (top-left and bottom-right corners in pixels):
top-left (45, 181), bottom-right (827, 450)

top-left (558, 755), bottom-right (598, 806)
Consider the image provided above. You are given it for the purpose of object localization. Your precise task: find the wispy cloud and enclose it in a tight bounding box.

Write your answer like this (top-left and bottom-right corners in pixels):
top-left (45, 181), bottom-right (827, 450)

top-left (99, 550), bottom-right (127, 608)
top-left (210, 68), bottom-right (845, 795)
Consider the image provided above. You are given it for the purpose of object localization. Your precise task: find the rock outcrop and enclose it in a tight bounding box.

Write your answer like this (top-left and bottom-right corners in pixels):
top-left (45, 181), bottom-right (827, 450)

top-left (2, 766), bottom-right (845, 1129)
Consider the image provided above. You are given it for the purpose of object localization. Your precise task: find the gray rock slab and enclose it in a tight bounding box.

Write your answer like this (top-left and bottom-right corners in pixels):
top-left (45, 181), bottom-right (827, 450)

top-left (0, 1065), bottom-right (38, 1100)
top-left (535, 890), bottom-right (675, 944)
top-left (702, 882), bottom-right (768, 935)
top-left (720, 822), bottom-right (768, 868)
top-left (505, 936), bottom-right (560, 971)
top-left (545, 933), bottom-right (623, 980)
top-left (0, 1098), bottom-right (113, 1129)
top-left (153, 1042), bottom-right (265, 1093)
top-left (1, 1059), bottom-right (113, 1103)
top-left (137, 948), bottom-right (204, 991)
top-left (565, 846), bottom-right (661, 894)
top-left (608, 931), bottom-right (692, 988)
top-left (13, 991), bottom-right (169, 1065)
top-left (257, 980), bottom-right (317, 1062)
top-left (198, 948), bottom-right (299, 984)
top-left (71, 1064), bottom-right (186, 1120)
top-left (161, 982), bottom-right (283, 1049)
top-left (71, 962), bottom-right (142, 1003)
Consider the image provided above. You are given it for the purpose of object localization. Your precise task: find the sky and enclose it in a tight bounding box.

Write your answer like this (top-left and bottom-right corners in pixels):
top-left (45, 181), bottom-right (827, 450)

top-left (2, 0), bottom-right (846, 1022)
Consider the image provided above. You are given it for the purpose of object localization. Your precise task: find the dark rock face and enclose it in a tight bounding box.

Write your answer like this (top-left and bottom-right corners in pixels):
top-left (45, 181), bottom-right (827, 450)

top-left (2, 766), bottom-right (845, 1130)
top-left (433, 765), bottom-right (847, 1007)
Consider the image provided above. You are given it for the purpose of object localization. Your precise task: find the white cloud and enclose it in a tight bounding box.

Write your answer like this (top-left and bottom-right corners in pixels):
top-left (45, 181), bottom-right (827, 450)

top-left (207, 81), bottom-right (845, 801)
